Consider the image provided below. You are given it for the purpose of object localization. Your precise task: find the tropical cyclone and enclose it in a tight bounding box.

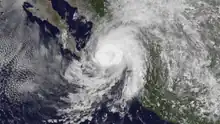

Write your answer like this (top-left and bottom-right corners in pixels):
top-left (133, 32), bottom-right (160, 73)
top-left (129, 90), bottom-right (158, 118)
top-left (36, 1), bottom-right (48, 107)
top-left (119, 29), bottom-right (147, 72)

top-left (62, 25), bottom-right (147, 123)
top-left (62, 0), bottom-right (220, 123)
top-left (1, 0), bottom-right (220, 124)
top-left (94, 44), bottom-right (123, 67)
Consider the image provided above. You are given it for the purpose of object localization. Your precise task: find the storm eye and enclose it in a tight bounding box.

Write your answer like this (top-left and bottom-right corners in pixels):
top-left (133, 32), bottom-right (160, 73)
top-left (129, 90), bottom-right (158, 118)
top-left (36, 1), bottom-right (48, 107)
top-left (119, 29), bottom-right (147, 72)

top-left (94, 44), bottom-right (123, 67)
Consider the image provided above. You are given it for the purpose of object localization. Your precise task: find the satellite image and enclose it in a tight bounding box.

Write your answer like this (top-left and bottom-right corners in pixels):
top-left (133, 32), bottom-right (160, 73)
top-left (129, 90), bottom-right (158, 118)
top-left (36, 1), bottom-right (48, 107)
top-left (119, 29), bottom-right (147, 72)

top-left (0, 0), bottom-right (220, 124)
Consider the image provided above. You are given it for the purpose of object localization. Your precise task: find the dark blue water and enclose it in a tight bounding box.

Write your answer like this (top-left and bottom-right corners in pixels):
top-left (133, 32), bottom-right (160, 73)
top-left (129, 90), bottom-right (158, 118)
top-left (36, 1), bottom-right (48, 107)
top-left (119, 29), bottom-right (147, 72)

top-left (23, 2), bottom-right (80, 60)
top-left (81, 100), bottom-right (173, 124)
top-left (50, 0), bottom-right (93, 51)
top-left (0, 1), bottom-right (174, 124)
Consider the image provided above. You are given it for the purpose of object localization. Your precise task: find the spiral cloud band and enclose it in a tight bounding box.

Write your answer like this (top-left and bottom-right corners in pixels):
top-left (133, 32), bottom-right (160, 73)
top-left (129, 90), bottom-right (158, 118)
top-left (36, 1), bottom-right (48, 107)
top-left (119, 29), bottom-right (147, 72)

top-left (63, 25), bottom-right (147, 122)
top-left (1, 0), bottom-right (220, 124)
top-left (62, 0), bottom-right (220, 123)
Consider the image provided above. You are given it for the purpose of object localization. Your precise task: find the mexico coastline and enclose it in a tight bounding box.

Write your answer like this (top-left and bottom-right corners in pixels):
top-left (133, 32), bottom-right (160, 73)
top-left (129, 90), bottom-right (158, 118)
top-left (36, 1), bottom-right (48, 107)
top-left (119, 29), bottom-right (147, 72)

top-left (20, 1), bottom-right (172, 124)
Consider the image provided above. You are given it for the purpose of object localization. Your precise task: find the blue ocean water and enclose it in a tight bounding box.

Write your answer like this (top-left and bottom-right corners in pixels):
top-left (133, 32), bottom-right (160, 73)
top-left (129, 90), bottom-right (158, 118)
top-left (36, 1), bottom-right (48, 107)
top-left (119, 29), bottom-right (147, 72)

top-left (50, 0), bottom-right (93, 51)
top-left (0, 1), bottom-right (174, 124)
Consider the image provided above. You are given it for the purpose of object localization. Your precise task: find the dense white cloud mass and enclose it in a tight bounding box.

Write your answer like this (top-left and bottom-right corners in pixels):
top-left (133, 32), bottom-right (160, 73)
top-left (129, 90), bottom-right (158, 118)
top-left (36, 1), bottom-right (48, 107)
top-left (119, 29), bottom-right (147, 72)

top-left (1, 0), bottom-right (220, 123)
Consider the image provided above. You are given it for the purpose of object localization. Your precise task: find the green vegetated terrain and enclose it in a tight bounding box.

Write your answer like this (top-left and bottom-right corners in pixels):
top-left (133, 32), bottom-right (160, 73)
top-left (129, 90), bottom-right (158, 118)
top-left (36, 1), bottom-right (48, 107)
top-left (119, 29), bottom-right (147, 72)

top-left (140, 36), bottom-right (220, 124)
top-left (90, 0), bottom-right (105, 17)
top-left (30, 0), bottom-right (67, 29)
